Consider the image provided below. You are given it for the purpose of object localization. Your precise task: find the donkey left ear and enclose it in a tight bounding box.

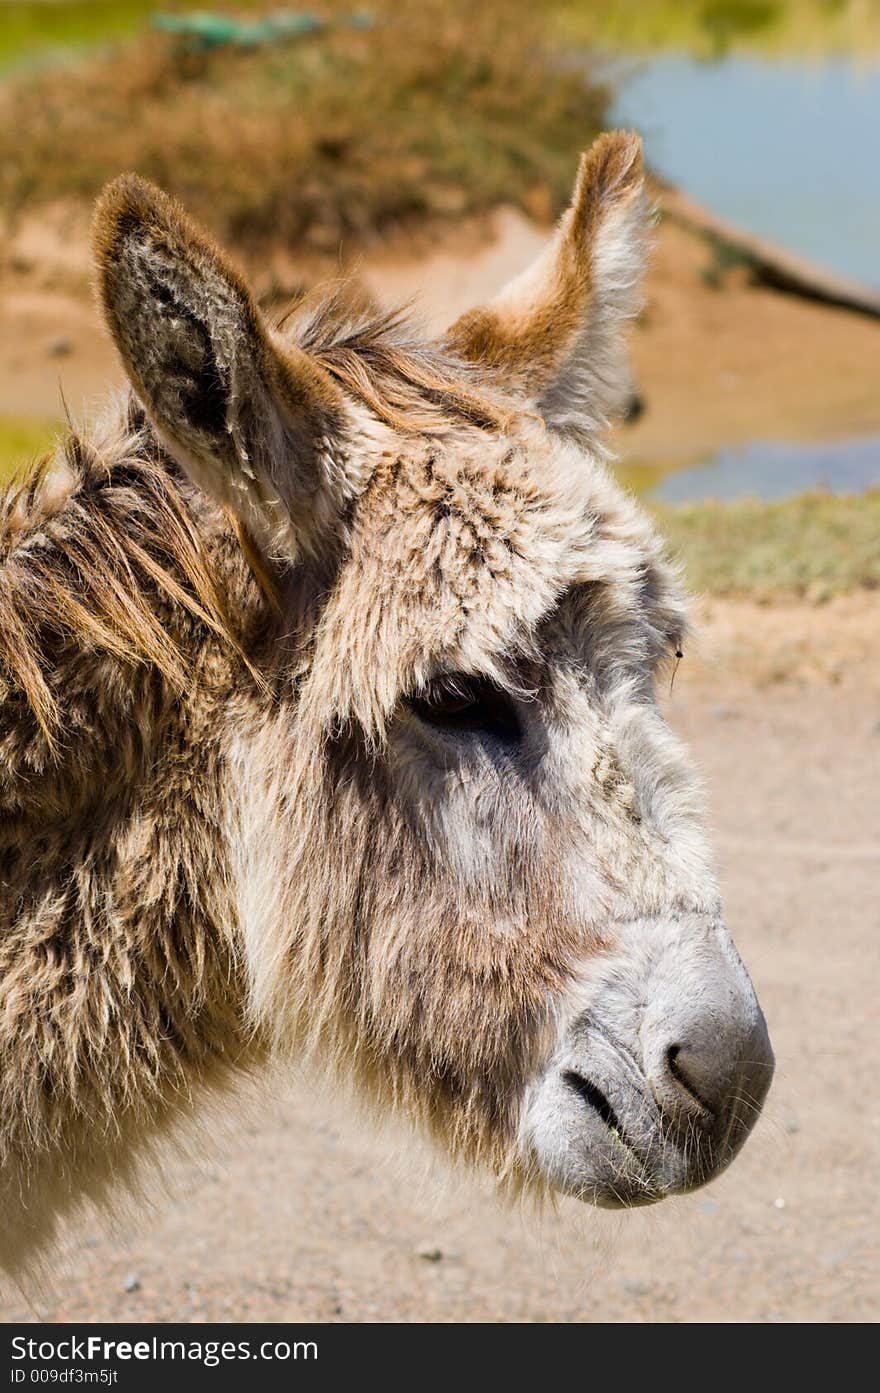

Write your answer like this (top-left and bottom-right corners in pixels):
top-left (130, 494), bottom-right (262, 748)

top-left (93, 174), bottom-right (353, 563)
top-left (446, 131), bottom-right (649, 433)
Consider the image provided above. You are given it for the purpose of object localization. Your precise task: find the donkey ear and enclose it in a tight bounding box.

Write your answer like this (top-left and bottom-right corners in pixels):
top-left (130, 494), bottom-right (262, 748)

top-left (446, 131), bottom-right (649, 433)
top-left (93, 174), bottom-right (352, 562)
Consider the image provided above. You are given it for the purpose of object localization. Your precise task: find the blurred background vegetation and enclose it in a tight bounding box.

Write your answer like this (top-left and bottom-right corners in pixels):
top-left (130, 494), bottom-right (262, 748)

top-left (4, 0), bottom-right (879, 245)
top-left (1, 0), bottom-right (878, 598)
top-left (0, 2), bottom-right (609, 247)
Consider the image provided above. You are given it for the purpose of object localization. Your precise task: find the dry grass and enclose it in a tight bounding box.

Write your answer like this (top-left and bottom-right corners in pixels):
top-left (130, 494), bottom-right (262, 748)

top-left (0, 1), bottom-right (607, 255)
top-left (655, 490), bottom-right (880, 599)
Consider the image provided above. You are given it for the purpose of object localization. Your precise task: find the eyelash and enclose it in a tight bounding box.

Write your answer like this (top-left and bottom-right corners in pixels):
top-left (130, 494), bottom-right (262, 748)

top-left (407, 673), bottom-right (521, 745)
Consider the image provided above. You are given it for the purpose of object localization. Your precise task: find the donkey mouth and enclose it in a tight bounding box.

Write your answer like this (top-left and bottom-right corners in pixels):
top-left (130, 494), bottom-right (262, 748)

top-left (519, 915), bottom-right (775, 1209)
top-left (561, 1071), bottom-right (645, 1166)
top-left (560, 1070), bottom-right (664, 1208)
top-left (523, 1045), bottom-right (730, 1210)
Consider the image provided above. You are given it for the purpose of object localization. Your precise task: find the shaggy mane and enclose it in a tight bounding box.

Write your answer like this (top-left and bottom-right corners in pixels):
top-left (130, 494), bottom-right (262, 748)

top-left (0, 407), bottom-right (252, 754)
top-left (282, 287), bottom-right (517, 434)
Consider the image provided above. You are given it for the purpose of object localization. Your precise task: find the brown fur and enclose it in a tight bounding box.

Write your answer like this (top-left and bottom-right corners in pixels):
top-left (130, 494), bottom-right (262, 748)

top-left (294, 291), bottom-right (518, 436)
top-left (0, 404), bottom-right (277, 1268)
top-left (0, 415), bottom-right (259, 759)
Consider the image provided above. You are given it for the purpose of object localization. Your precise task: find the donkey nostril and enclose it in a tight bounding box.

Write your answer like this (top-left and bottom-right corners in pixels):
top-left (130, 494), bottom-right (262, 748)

top-left (664, 1043), bottom-right (719, 1121)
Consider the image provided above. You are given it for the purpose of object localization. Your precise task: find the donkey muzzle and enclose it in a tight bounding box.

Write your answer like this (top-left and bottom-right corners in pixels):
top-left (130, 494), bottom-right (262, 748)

top-left (520, 912), bottom-right (774, 1207)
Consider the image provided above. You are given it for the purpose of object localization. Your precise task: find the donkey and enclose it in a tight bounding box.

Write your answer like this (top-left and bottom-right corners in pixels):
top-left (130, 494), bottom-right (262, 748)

top-left (0, 133), bottom-right (773, 1276)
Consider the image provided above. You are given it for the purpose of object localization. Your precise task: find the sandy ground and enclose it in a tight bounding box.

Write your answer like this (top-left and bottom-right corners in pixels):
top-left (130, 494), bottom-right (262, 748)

top-left (0, 600), bottom-right (877, 1325)
top-left (1, 198), bottom-right (878, 1324)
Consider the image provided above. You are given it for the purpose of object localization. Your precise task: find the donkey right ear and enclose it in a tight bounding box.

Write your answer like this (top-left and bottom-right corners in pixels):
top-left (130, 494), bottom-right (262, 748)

top-left (446, 132), bottom-right (649, 435)
top-left (93, 174), bottom-right (352, 563)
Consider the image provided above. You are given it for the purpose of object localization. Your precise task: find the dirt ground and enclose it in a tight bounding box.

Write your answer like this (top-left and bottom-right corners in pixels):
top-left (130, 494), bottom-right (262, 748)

top-left (1, 597), bottom-right (877, 1324)
top-left (1, 197), bottom-right (878, 1324)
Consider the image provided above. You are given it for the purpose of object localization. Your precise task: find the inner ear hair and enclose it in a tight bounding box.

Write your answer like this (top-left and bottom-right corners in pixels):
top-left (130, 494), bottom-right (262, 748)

top-left (94, 175), bottom-right (263, 465)
top-left (93, 173), bottom-right (351, 566)
top-left (444, 130), bottom-right (647, 426)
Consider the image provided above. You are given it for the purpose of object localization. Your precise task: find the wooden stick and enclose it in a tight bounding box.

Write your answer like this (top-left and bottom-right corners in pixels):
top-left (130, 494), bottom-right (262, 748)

top-left (661, 186), bottom-right (880, 320)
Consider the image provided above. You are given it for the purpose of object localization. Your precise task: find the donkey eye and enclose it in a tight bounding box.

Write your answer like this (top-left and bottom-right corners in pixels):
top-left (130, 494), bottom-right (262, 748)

top-left (408, 674), bottom-right (521, 744)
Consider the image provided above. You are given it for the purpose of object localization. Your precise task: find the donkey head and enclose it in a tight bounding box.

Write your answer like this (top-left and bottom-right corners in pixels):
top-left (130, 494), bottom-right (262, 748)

top-left (94, 133), bottom-right (773, 1208)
